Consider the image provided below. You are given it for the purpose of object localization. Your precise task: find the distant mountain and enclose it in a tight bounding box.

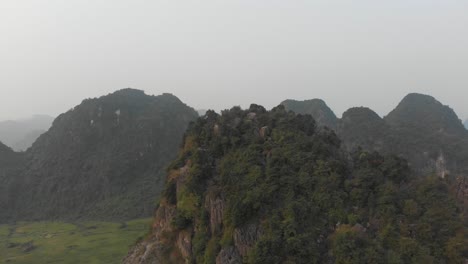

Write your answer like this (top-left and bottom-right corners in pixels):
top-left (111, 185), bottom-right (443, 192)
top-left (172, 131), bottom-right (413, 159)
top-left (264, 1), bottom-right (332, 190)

top-left (337, 107), bottom-right (389, 152)
top-left (380, 94), bottom-right (468, 178)
top-left (464, 119), bottom-right (468, 129)
top-left (0, 115), bottom-right (54, 151)
top-left (385, 93), bottom-right (466, 135)
top-left (283, 94), bottom-right (468, 179)
top-left (124, 104), bottom-right (465, 264)
top-left (338, 94), bottom-right (468, 178)
top-left (2, 89), bottom-right (198, 222)
top-left (281, 99), bottom-right (338, 129)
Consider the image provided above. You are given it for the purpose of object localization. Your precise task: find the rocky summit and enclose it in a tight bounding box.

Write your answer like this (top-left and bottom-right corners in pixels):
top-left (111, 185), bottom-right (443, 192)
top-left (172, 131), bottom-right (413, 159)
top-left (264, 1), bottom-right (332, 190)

top-left (124, 104), bottom-right (466, 264)
top-left (1, 89), bottom-right (198, 222)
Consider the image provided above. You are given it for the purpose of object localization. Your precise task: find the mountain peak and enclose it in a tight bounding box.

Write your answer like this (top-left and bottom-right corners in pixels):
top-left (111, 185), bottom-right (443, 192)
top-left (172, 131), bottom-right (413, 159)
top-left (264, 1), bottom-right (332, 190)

top-left (109, 88), bottom-right (146, 97)
top-left (385, 93), bottom-right (465, 134)
top-left (338, 107), bottom-right (388, 152)
top-left (341, 107), bottom-right (382, 122)
top-left (281, 98), bottom-right (338, 129)
top-left (6, 90), bottom-right (198, 222)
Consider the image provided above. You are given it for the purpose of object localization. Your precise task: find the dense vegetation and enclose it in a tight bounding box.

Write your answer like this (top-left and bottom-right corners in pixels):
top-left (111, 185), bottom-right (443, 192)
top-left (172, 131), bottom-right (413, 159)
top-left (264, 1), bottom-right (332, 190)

top-left (0, 89), bottom-right (198, 222)
top-left (0, 142), bottom-right (24, 221)
top-left (338, 93), bottom-right (468, 178)
top-left (0, 218), bottom-right (151, 264)
top-left (125, 104), bottom-right (467, 263)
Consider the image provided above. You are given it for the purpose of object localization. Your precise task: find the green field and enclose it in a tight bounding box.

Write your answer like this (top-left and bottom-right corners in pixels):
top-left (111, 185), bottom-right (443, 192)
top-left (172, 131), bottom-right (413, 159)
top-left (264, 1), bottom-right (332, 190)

top-left (0, 219), bottom-right (151, 264)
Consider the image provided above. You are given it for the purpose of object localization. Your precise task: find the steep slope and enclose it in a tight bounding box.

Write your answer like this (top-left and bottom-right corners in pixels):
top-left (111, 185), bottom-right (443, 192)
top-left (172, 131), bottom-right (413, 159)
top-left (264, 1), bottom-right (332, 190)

top-left (124, 105), bottom-right (466, 264)
top-left (382, 93), bottom-right (468, 176)
top-left (0, 115), bottom-right (54, 151)
top-left (4, 89), bottom-right (198, 222)
top-left (0, 142), bottom-right (24, 221)
top-left (385, 93), bottom-right (466, 135)
top-left (281, 99), bottom-right (338, 129)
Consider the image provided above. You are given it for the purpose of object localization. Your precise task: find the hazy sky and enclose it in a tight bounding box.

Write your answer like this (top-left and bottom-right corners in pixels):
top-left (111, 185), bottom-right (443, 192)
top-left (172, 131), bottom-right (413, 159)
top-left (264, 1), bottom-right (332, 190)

top-left (1, 0), bottom-right (467, 121)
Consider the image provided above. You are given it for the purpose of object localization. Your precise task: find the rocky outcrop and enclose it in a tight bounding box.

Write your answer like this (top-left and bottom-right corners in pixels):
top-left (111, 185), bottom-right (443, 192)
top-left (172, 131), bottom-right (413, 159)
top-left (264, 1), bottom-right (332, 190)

top-left (205, 197), bottom-right (226, 235)
top-left (233, 224), bottom-right (262, 257)
top-left (216, 247), bottom-right (242, 264)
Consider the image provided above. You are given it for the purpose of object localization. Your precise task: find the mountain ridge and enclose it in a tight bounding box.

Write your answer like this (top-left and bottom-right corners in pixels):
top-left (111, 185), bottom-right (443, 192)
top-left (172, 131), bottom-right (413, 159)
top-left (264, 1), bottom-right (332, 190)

top-left (1, 89), bottom-right (199, 222)
top-left (281, 93), bottom-right (468, 179)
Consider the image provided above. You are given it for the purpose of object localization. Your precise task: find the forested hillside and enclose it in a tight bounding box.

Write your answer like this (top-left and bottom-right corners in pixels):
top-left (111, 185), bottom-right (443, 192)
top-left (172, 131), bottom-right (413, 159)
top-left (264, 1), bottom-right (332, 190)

top-left (0, 89), bottom-right (198, 222)
top-left (124, 104), bottom-right (467, 263)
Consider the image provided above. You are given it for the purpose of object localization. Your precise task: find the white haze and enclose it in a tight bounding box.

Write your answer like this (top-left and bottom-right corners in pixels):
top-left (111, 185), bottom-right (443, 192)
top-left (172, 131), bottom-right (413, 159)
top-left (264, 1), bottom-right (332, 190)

top-left (1, 0), bottom-right (467, 121)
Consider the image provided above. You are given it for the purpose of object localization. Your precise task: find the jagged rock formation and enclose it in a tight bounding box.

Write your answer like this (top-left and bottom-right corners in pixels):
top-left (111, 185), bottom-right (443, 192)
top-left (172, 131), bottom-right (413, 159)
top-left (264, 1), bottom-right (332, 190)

top-left (281, 99), bottom-right (338, 129)
top-left (2, 89), bottom-right (198, 222)
top-left (0, 115), bottom-right (54, 151)
top-left (124, 104), bottom-right (466, 264)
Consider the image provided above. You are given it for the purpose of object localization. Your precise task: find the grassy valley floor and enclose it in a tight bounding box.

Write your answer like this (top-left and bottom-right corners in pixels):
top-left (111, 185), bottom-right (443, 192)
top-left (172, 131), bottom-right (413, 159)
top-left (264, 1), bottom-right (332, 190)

top-left (0, 218), bottom-right (151, 264)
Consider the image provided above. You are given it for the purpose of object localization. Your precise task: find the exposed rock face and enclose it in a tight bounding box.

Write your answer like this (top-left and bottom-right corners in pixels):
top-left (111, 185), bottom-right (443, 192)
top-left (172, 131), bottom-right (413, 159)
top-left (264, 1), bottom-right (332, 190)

top-left (233, 224), bottom-right (262, 257)
top-left (281, 99), bottom-right (338, 129)
top-left (205, 197), bottom-right (225, 235)
top-left (1, 89), bottom-right (198, 222)
top-left (216, 247), bottom-right (242, 264)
